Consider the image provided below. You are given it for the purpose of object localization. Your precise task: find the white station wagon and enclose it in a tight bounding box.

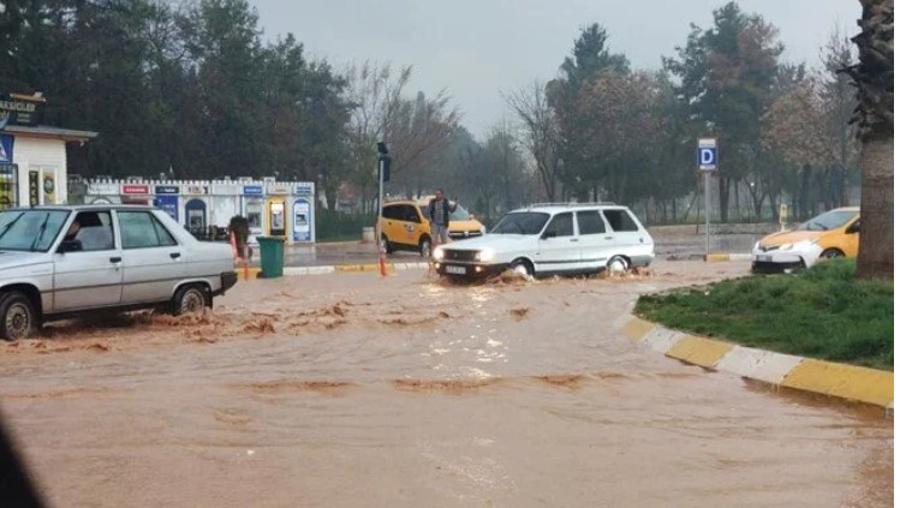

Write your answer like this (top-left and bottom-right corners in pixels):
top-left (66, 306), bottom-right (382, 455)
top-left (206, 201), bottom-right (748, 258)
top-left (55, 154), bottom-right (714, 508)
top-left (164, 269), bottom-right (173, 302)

top-left (0, 205), bottom-right (237, 340)
top-left (432, 203), bottom-right (654, 278)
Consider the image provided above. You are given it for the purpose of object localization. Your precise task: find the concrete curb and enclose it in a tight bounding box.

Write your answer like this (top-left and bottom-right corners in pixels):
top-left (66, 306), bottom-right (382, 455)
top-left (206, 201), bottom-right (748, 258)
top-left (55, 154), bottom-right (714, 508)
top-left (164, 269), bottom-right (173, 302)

top-left (620, 316), bottom-right (893, 411)
top-left (235, 262), bottom-right (430, 278)
top-left (705, 252), bottom-right (752, 262)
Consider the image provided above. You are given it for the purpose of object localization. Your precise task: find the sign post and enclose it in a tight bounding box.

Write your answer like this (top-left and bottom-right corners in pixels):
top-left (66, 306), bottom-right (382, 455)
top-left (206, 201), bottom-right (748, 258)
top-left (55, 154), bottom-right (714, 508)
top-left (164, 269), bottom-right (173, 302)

top-left (376, 142), bottom-right (391, 277)
top-left (697, 138), bottom-right (718, 259)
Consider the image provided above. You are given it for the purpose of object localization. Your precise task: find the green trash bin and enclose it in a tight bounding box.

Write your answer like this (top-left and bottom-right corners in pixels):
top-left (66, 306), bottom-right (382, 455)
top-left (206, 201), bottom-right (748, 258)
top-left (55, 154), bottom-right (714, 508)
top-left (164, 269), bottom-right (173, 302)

top-left (257, 236), bottom-right (285, 278)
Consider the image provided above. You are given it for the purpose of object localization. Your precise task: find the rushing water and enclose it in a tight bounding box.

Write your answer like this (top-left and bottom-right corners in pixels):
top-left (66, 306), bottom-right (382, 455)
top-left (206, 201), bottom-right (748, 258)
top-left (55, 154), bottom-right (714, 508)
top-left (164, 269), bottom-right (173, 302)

top-left (0, 261), bottom-right (891, 507)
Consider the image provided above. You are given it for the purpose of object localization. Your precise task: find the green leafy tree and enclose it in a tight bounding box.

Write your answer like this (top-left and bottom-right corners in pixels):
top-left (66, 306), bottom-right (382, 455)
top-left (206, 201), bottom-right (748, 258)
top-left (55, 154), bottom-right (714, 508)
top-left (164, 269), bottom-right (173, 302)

top-left (665, 2), bottom-right (783, 221)
top-left (547, 23), bottom-right (630, 197)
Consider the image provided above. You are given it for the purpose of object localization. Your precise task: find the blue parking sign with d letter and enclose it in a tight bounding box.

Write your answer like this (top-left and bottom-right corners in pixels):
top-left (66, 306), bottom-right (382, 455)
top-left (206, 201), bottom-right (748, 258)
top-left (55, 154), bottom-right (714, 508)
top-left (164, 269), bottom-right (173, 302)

top-left (697, 138), bottom-right (717, 171)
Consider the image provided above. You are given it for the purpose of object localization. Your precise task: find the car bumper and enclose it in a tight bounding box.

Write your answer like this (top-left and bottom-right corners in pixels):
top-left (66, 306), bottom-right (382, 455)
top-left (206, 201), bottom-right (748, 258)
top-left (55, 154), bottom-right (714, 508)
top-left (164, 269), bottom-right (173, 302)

top-left (216, 271), bottom-right (238, 295)
top-left (434, 261), bottom-right (507, 278)
top-left (750, 245), bottom-right (821, 273)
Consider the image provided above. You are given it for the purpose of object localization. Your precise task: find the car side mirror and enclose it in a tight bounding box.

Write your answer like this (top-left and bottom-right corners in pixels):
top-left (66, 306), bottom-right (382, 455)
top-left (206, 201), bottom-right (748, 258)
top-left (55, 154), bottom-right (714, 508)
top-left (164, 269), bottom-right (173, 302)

top-left (541, 231), bottom-right (556, 240)
top-left (846, 223), bottom-right (860, 234)
top-left (58, 239), bottom-right (82, 253)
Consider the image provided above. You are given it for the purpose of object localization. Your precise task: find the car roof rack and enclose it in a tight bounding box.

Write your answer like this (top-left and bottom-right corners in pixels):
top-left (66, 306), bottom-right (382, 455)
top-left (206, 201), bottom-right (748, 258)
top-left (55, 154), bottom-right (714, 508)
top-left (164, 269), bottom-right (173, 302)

top-left (528, 202), bottom-right (617, 208)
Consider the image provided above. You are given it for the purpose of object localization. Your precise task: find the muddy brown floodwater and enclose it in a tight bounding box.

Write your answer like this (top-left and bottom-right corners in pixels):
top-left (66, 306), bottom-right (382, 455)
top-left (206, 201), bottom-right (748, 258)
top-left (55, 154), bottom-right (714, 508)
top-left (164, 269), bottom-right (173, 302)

top-left (0, 261), bottom-right (891, 507)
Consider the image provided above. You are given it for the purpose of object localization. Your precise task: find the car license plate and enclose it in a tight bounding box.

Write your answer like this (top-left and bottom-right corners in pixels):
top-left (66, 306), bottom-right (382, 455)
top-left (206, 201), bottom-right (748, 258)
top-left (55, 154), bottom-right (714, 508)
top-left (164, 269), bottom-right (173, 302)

top-left (445, 265), bottom-right (467, 275)
top-left (758, 255), bottom-right (772, 262)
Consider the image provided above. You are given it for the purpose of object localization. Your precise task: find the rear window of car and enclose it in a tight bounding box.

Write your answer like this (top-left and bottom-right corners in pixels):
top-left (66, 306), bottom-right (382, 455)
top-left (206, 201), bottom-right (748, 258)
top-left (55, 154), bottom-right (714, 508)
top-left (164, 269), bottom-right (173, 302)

top-left (602, 209), bottom-right (639, 232)
top-left (577, 211), bottom-right (606, 235)
top-left (119, 211), bottom-right (178, 249)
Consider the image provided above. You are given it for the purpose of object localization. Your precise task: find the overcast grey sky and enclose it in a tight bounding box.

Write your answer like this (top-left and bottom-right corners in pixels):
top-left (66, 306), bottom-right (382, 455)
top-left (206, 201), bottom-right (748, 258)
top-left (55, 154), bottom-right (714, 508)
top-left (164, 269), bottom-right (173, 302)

top-left (252, 0), bottom-right (860, 138)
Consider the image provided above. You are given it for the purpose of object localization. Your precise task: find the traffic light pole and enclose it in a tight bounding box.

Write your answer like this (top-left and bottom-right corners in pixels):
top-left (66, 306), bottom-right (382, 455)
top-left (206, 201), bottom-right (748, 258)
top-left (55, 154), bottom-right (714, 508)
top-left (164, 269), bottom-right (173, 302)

top-left (377, 157), bottom-right (387, 277)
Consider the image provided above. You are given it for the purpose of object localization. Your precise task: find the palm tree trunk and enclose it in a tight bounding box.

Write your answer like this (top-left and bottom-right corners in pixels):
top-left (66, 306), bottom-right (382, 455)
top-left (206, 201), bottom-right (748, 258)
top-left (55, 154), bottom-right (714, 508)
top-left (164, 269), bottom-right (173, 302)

top-left (845, 0), bottom-right (893, 279)
top-left (856, 135), bottom-right (893, 278)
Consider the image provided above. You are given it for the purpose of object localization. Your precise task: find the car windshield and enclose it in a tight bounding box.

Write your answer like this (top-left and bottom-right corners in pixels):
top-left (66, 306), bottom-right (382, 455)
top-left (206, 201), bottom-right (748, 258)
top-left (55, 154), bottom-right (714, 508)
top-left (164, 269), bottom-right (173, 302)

top-left (450, 204), bottom-right (469, 221)
top-left (0, 210), bottom-right (70, 252)
top-left (491, 212), bottom-right (550, 235)
top-left (799, 210), bottom-right (857, 231)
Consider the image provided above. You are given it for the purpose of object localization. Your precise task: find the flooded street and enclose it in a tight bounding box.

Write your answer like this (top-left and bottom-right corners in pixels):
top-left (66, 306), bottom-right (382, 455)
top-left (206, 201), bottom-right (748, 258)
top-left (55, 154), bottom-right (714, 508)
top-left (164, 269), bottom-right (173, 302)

top-left (0, 261), bottom-right (891, 507)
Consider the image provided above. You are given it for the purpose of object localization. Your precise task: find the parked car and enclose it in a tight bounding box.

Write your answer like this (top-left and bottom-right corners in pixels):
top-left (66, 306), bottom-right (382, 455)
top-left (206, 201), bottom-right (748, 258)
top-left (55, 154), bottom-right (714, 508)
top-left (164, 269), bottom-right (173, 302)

top-left (0, 205), bottom-right (238, 340)
top-left (751, 206), bottom-right (860, 273)
top-left (378, 198), bottom-right (486, 257)
top-left (432, 203), bottom-right (654, 279)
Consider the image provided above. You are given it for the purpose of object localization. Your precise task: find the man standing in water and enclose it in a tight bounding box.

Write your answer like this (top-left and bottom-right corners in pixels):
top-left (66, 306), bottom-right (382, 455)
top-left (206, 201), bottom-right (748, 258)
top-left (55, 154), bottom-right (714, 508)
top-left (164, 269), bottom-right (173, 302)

top-left (427, 189), bottom-right (457, 248)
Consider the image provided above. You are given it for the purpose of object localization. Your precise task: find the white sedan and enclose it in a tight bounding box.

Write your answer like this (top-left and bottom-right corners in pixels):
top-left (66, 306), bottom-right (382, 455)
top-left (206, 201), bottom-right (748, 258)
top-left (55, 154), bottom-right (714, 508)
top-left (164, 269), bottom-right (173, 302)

top-left (0, 205), bottom-right (237, 340)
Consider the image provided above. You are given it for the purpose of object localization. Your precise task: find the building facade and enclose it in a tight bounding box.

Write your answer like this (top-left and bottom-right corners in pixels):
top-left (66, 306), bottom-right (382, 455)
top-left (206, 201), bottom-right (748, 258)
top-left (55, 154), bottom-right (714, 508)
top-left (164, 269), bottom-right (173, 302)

top-left (0, 93), bottom-right (97, 208)
top-left (78, 178), bottom-right (316, 244)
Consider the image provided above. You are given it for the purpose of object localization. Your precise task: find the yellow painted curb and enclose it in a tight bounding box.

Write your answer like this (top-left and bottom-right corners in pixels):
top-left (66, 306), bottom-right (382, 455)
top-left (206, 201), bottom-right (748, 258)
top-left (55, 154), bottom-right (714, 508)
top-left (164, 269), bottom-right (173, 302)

top-left (234, 267), bottom-right (261, 278)
top-left (622, 318), bottom-right (655, 343)
top-left (666, 336), bottom-right (734, 369)
top-left (335, 263), bottom-right (393, 273)
top-left (782, 359), bottom-right (893, 408)
top-left (705, 253), bottom-right (730, 262)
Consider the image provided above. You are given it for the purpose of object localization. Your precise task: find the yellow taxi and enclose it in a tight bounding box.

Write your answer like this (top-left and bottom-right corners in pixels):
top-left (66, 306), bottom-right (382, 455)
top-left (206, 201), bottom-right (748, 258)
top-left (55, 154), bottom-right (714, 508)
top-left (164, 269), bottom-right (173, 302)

top-left (751, 206), bottom-right (860, 273)
top-left (378, 197), bottom-right (486, 257)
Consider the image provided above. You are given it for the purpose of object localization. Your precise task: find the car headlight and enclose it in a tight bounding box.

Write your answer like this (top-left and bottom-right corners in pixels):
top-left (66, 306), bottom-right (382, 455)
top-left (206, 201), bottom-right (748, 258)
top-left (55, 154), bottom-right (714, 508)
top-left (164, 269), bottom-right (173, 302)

top-left (782, 240), bottom-right (816, 251)
top-left (753, 241), bottom-right (760, 251)
top-left (433, 247), bottom-right (445, 260)
top-left (476, 247), bottom-right (495, 262)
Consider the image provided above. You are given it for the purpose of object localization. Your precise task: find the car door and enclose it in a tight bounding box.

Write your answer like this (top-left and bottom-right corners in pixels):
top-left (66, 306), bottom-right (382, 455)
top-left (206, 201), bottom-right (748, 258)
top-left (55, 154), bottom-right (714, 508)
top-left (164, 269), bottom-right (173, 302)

top-left (380, 204), bottom-right (403, 246)
top-left (52, 210), bottom-right (123, 311)
top-left (535, 212), bottom-right (582, 273)
top-left (117, 210), bottom-right (184, 304)
top-left (401, 204), bottom-right (426, 245)
top-left (575, 210), bottom-right (612, 270)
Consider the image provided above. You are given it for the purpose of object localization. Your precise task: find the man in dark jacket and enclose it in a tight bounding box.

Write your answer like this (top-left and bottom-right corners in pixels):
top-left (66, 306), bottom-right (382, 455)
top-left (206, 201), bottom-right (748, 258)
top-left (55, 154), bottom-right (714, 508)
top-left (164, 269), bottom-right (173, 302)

top-left (427, 189), bottom-right (457, 246)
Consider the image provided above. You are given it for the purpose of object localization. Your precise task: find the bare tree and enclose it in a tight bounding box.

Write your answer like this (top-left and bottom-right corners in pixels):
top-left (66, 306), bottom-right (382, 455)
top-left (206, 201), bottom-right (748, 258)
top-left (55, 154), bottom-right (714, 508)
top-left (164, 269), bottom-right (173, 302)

top-left (385, 90), bottom-right (460, 197)
top-left (819, 26), bottom-right (861, 209)
top-left (344, 62), bottom-right (458, 208)
top-left (506, 81), bottom-right (563, 201)
top-left (343, 62), bottom-right (411, 210)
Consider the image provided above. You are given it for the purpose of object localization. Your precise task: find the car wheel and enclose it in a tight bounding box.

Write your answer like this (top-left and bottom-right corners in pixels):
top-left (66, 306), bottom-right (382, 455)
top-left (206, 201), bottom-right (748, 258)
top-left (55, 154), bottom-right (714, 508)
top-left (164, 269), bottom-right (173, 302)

top-left (607, 256), bottom-right (629, 273)
top-left (510, 259), bottom-right (534, 277)
top-left (172, 285), bottom-right (210, 316)
top-left (380, 235), bottom-right (395, 254)
top-left (419, 237), bottom-right (432, 258)
top-left (0, 291), bottom-right (37, 341)
top-left (820, 248), bottom-right (844, 259)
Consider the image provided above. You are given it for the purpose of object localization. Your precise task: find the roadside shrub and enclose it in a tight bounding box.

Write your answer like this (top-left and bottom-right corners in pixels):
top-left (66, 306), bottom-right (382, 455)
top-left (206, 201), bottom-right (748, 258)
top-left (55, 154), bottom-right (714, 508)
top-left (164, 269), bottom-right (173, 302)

top-left (317, 209), bottom-right (376, 242)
